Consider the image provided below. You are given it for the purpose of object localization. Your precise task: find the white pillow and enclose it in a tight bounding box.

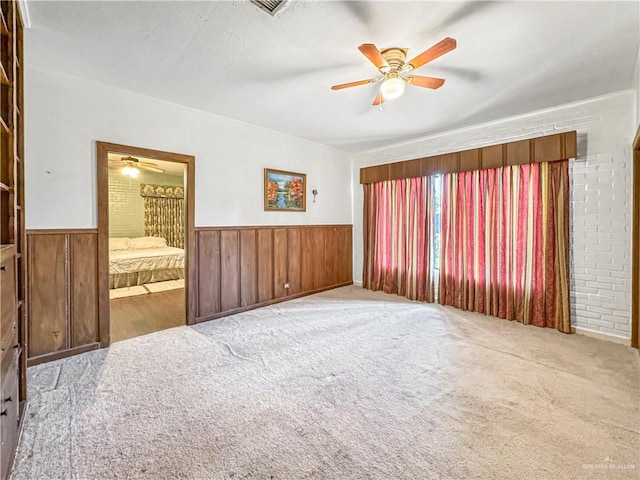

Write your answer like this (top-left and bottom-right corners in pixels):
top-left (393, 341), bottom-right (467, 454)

top-left (109, 238), bottom-right (130, 251)
top-left (130, 236), bottom-right (167, 249)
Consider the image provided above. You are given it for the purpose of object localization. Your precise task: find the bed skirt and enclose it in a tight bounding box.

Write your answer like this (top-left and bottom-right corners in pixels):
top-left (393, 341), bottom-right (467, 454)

top-left (110, 268), bottom-right (185, 289)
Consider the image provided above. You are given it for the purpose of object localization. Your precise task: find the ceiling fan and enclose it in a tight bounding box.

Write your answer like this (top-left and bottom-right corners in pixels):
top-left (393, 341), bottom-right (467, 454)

top-left (331, 37), bottom-right (457, 106)
top-left (118, 156), bottom-right (165, 178)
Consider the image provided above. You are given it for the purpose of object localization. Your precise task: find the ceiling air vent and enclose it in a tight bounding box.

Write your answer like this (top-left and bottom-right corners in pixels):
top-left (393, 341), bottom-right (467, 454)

top-left (250, 0), bottom-right (288, 16)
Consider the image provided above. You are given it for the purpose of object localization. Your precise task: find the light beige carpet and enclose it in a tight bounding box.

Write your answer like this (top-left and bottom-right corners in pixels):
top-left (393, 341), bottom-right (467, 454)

top-left (12, 286), bottom-right (639, 479)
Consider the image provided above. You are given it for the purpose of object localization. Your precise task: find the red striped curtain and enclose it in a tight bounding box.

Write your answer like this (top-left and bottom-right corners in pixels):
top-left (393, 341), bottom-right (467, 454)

top-left (439, 161), bottom-right (571, 332)
top-left (363, 177), bottom-right (434, 302)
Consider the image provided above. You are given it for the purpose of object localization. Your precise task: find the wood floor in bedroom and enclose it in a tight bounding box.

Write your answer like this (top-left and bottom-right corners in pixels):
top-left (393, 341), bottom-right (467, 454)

top-left (110, 288), bottom-right (185, 343)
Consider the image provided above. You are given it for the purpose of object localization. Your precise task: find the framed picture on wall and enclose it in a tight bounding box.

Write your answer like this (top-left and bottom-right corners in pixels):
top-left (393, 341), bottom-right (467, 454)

top-left (264, 168), bottom-right (307, 212)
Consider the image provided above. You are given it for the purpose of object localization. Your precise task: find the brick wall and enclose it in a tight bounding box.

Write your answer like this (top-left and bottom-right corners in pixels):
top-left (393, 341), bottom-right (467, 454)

top-left (352, 90), bottom-right (635, 341)
top-left (108, 169), bottom-right (184, 239)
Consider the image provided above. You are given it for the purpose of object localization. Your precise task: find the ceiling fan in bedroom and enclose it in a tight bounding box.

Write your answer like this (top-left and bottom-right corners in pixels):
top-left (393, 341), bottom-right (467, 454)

top-left (118, 156), bottom-right (165, 178)
top-left (331, 37), bottom-right (457, 106)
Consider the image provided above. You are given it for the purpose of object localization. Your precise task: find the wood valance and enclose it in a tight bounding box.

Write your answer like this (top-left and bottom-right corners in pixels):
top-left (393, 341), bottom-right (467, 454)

top-left (359, 131), bottom-right (577, 184)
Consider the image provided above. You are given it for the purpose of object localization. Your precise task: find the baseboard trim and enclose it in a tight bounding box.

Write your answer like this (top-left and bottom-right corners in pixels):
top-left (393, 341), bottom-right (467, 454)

top-left (27, 343), bottom-right (101, 367)
top-left (572, 327), bottom-right (630, 346)
top-left (195, 282), bottom-right (353, 323)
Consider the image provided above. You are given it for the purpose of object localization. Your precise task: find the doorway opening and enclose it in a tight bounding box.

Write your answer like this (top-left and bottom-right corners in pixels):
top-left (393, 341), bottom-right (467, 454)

top-left (632, 126), bottom-right (639, 351)
top-left (97, 142), bottom-right (195, 347)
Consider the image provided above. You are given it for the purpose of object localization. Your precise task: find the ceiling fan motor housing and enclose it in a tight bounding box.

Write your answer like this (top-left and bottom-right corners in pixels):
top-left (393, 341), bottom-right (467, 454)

top-left (380, 48), bottom-right (408, 71)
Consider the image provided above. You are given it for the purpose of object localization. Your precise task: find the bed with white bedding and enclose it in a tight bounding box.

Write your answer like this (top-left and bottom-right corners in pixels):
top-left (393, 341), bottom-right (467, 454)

top-left (109, 237), bottom-right (185, 289)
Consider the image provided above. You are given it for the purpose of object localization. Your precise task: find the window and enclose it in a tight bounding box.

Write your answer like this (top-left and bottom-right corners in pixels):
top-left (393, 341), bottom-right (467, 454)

top-left (431, 175), bottom-right (442, 272)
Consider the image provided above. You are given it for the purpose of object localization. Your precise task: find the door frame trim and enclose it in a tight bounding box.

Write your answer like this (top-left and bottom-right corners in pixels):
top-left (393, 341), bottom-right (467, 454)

top-left (632, 126), bottom-right (640, 350)
top-left (96, 141), bottom-right (196, 348)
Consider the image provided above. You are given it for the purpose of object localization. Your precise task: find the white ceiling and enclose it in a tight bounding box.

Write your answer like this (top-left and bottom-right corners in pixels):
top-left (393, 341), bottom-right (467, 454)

top-left (107, 153), bottom-right (185, 176)
top-left (27, 1), bottom-right (639, 152)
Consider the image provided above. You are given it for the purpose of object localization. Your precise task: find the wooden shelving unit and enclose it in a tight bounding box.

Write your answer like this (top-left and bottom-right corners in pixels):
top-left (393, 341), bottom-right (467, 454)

top-left (0, 0), bottom-right (24, 478)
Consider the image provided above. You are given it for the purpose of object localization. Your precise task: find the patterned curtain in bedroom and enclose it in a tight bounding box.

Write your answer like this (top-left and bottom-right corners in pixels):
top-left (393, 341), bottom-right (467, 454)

top-left (363, 176), bottom-right (435, 302)
top-left (140, 184), bottom-right (185, 248)
top-left (439, 160), bottom-right (570, 332)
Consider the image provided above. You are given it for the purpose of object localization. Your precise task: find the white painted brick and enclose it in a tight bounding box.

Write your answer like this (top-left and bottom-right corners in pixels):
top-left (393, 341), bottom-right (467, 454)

top-left (595, 327), bottom-right (628, 337)
top-left (610, 270), bottom-right (628, 279)
top-left (108, 170), bottom-right (183, 238)
top-left (603, 264), bottom-right (625, 271)
top-left (596, 276), bottom-right (625, 285)
top-left (587, 305), bottom-right (617, 315)
top-left (573, 273), bottom-right (597, 281)
top-left (575, 310), bottom-right (601, 320)
top-left (576, 286), bottom-right (600, 294)
top-left (612, 284), bottom-right (630, 292)
top-left (584, 269), bottom-right (611, 277)
top-left (586, 318), bottom-right (614, 329)
top-left (593, 289), bottom-right (627, 300)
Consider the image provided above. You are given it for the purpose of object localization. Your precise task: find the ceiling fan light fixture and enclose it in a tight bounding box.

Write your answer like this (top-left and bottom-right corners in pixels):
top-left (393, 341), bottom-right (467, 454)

top-left (121, 165), bottom-right (140, 178)
top-left (380, 76), bottom-right (405, 100)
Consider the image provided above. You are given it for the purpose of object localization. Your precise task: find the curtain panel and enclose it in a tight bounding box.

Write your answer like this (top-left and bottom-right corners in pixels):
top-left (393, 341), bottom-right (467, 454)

top-left (439, 161), bottom-right (570, 332)
top-left (363, 177), bottom-right (434, 302)
top-left (141, 184), bottom-right (185, 248)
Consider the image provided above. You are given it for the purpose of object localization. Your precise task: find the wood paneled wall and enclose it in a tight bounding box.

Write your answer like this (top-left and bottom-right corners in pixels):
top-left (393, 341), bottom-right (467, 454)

top-left (360, 131), bottom-right (578, 184)
top-left (195, 225), bottom-right (353, 322)
top-left (26, 229), bottom-right (100, 365)
top-left (25, 225), bottom-right (353, 363)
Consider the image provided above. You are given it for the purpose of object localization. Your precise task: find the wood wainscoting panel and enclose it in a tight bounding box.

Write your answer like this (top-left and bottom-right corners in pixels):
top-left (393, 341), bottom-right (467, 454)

top-left (337, 226), bottom-right (353, 284)
top-left (287, 229), bottom-right (302, 295)
top-left (27, 234), bottom-right (68, 358)
top-left (324, 227), bottom-right (338, 287)
top-left (219, 230), bottom-right (240, 312)
top-left (273, 229), bottom-right (288, 299)
top-left (27, 230), bottom-right (100, 363)
top-left (195, 225), bottom-right (353, 323)
top-left (197, 230), bottom-right (220, 317)
top-left (311, 227), bottom-right (326, 290)
top-left (27, 225), bottom-right (353, 362)
top-left (300, 228), bottom-right (315, 292)
top-left (257, 229), bottom-right (274, 303)
top-left (70, 234), bottom-right (99, 347)
top-left (239, 230), bottom-right (258, 307)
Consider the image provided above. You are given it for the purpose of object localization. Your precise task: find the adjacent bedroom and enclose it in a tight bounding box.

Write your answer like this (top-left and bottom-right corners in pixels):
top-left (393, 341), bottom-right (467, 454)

top-left (107, 153), bottom-right (186, 342)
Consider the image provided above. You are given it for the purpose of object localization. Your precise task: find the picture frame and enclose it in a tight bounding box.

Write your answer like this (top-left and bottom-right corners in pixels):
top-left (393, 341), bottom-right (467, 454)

top-left (264, 168), bottom-right (307, 212)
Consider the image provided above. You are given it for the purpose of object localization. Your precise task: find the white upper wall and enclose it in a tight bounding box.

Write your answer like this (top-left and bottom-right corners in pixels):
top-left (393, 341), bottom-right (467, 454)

top-left (25, 65), bottom-right (353, 229)
top-left (634, 46), bottom-right (640, 128)
top-left (352, 90), bottom-right (636, 340)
